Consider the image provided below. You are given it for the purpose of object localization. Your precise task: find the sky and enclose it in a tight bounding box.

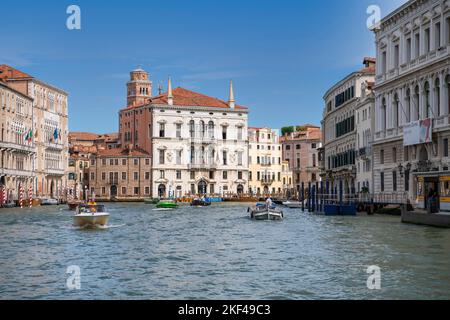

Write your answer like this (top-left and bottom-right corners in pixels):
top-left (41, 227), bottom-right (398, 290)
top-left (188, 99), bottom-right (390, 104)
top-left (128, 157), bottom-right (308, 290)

top-left (0, 0), bottom-right (408, 133)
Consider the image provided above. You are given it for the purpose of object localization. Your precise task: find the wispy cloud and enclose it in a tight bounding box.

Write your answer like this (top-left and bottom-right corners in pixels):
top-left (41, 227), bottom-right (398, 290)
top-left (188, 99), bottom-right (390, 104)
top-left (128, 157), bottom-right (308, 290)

top-left (181, 70), bottom-right (256, 82)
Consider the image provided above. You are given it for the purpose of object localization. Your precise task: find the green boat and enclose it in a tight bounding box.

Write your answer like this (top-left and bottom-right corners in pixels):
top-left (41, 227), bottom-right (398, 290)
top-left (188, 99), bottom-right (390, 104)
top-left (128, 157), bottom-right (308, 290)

top-left (144, 198), bottom-right (160, 205)
top-left (156, 201), bottom-right (179, 209)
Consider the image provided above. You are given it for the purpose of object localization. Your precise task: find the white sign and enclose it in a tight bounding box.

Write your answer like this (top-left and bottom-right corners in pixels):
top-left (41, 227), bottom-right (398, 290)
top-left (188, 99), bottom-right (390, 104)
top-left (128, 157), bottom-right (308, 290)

top-left (403, 118), bottom-right (432, 147)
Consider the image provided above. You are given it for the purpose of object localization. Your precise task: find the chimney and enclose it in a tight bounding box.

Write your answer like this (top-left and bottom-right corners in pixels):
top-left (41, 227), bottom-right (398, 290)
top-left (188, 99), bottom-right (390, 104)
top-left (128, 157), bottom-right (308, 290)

top-left (167, 77), bottom-right (173, 106)
top-left (228, 80), bottom-right (235, 109)
top-left (363, 57), bottom-right (376, 68)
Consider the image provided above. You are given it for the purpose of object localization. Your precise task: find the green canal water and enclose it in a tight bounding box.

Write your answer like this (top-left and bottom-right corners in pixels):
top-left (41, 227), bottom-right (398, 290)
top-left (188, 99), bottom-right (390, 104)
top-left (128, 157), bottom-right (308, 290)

top-left (0, 202), bottom-right (449, 300)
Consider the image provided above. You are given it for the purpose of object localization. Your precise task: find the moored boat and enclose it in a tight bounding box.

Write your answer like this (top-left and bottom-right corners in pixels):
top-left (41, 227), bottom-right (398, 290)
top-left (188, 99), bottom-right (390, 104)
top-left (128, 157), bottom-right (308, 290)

top-left (41, 198), bottom-right (58, 206)
top-left (73, 204), bottom-right (110, 228)
top-left (282, 201), bottom-right (304, 208)
top-left (248, 204), bottom-right (284, 221)
top-left (191, 198), bottom-right (211, 207)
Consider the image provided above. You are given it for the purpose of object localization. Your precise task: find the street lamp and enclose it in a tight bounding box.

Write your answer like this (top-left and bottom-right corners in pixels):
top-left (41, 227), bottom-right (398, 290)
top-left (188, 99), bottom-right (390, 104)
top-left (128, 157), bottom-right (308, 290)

top-left (398, 163), bottom-right (404, 177)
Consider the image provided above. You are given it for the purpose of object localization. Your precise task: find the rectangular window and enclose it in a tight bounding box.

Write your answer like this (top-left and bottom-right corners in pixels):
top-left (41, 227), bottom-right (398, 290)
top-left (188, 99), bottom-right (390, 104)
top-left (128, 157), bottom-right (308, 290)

top-left (238, 171), bottom-right (243, 180)
top-left (145, 172), bottom-right (150, 180)
top-left (90, 172), bottom-right (95, 181)
top-left (159, 123), bottom-right (165, 138)
top-left (444, 138), bottom-right (449, 157)
top-left (209, 171), bottom-right (214, 180)
top-left (122, 159), bottom-right (127, 166)
top-left (190, 171), bottom-right (196, 180)
top-left (393, 171), bottom-right (397, 192)
top-left (435, 22), bottom-right (441, 49)
top-left (447, 17), bottom-right (450, 45)
top-left (237, 127), bottom-right (243, 141)
top-left (223, 151), bottom-right (227, 165)
top-left (122, 172), bottom-right (127, 180)
top-left (122, 187), bottom-right (127, 195)
top-left (380, 150), bottom-right (385, 164)
top-left (380, 172), bottom-right (385, 192)
top-left (176, 150), bottom-right (182, 165)
top-left (238, 151), bottom-right (243, 166)
top-left (424, 28), bottom-right (430, 53)
top-left (101, 172), bottom-right (106, 181)
top-left (382, 51), bottom-right (387, 73)
top-left (176, 124), bottom-right (182, 138)
top-left (392, 147), bottom-right (397, 163)
top-left (102, 187), bottom-right (106, 195)
top-left (394, 44), bottom-right (400, 68)
top-left (109, 159), bottom-right (114, 166)
top-left (134, 187), bottom-right (139, 195)
top-left (415, 33), bottom-right (420, 58)
top-left (176, 170), bottom-right (182, 180)
top-left (134, 172), bottom-right (138, 180)
top-left (210, 184), bottom-right (215, 194)
top-left (406, 37), bottom-right (412, 62)
top-left (145, 187), bottom-right (150, 195)
top-left (159, 150), bottom-right (165, 165)
top-left (222, 127), bottom-right (227, 140)
top-left (160, 170), bottom-right (165, 179)
top-left (145, 158), bottom-right (150, 166)
top-left (134, 159), bottom-right (138, 166)
top-left (223, 171), bottom-right (228, 180)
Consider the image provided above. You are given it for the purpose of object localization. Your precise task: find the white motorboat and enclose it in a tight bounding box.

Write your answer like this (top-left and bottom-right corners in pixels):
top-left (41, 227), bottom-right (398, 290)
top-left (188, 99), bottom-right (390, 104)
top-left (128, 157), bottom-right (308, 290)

top-left (41, 198), bottom-right (58, 206)
top-left (73, 204), bottom-right (109, 228)
top-left (282, 201), bottom-right (304, 208)
top-left (248, 204), bottom-right (284, 221)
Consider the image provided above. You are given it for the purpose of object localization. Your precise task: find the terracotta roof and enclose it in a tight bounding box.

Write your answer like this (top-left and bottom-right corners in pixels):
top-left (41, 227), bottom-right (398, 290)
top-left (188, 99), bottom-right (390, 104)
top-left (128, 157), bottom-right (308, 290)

top-left (97, 147), bottom-right (149, 157)
top-left (123, 87), bottom-right (248, 111)
top-left (0, 65), bottom-right (34, 80)
top-left (69, 132), bottom-right (101, 141)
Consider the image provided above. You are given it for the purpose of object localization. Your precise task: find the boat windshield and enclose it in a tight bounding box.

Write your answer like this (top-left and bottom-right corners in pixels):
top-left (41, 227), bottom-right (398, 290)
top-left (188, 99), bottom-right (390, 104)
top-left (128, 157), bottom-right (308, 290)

top-left (78, 205), bottom-right (106, 213)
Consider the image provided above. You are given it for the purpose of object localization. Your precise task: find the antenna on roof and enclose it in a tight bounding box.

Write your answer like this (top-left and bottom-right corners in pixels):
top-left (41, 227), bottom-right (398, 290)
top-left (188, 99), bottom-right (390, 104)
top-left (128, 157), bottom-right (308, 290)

top-left (158, 81), bottom-right (163, 95)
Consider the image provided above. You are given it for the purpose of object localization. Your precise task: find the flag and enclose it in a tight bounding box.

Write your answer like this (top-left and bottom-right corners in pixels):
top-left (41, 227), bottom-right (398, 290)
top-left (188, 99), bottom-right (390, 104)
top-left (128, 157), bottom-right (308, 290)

top-left (28, 130), bottom-right (33, 142)
top-left (24, 130), bottom-right (29, 142)
top-left (53, 128), bottom-right (58, 141)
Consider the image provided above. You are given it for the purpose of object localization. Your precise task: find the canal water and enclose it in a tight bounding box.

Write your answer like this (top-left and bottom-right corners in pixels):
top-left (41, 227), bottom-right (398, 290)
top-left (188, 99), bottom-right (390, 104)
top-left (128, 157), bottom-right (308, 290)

top-left (0, 202), bottom-right (449, 300)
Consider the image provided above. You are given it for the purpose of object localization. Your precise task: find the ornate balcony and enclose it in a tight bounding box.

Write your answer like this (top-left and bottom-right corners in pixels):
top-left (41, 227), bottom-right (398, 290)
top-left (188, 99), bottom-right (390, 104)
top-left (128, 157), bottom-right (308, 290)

top-left (0, 141), bottom-right (35, 154)
top-left (187, 163), bottom-right (217, 170)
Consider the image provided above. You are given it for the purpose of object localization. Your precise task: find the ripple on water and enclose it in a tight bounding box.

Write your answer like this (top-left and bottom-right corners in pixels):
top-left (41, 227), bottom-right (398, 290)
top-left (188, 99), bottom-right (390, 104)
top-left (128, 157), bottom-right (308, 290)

top-left (1, 203), bottom-right (450, 299)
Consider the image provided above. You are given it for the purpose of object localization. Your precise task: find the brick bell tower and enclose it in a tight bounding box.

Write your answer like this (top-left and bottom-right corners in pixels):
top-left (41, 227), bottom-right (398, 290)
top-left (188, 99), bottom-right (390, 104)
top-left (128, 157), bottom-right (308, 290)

top-left (127, 67), bottom-right (152, 106)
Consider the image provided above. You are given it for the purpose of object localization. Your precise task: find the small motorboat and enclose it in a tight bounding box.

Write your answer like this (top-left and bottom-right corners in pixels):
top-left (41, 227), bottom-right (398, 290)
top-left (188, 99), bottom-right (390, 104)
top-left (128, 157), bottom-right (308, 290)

top-left (191, 198), bottom-right (211, 207)
top-left (73, 204), bottom-right (109, 228)
top-left (248, 203), bottom-right (284, 221)
top-left (41, 198), bottom-right (58, 206)
top-left (2, 200), bottom-right (16, 208)
top-left (282, 201), bottom-right (304, 209)
top-left (68, 200), bottom-right (83, 211)
top-left (156, 201), bottom-right (179, 210)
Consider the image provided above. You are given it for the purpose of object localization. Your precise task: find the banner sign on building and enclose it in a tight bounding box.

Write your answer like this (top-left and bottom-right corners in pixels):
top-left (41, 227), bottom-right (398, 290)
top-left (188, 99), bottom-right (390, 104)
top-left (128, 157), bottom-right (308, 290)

top-left (403, 118), bottom-right (432, 146)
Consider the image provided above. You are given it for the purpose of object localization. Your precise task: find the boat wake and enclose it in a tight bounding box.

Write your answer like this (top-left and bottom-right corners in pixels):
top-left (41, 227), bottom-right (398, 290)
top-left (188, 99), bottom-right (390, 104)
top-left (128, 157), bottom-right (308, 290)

top-left (65, 223), bottom-right (126, 231)
top-left (152, 208), bottom-right (175, 212)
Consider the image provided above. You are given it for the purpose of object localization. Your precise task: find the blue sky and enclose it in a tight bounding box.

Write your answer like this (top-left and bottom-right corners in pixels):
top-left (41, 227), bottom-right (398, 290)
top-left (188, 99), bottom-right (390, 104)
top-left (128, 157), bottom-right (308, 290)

top-left (0, 0), bottom-right (407, 133)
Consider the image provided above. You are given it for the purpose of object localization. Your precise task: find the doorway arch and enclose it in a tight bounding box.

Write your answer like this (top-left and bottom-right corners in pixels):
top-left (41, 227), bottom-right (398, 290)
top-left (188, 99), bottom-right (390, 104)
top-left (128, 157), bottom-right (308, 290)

top-left (158, 184), bottom-right (166, 198)
top-left (237, 184), bottom-right (244, 195)
top-left (198, 180), bottom-right (207, 195)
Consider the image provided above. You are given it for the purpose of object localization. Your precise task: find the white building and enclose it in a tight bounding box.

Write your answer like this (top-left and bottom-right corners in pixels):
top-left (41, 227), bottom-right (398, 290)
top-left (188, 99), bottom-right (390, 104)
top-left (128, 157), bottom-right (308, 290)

top-left (373, 0), bottom-right (450, 210)
top-left (321, 58), bottom-right (376, 197)
top-left (149, 80), bottom-right (249, 198)
top-left (355, 81), bottom-right (375, 194)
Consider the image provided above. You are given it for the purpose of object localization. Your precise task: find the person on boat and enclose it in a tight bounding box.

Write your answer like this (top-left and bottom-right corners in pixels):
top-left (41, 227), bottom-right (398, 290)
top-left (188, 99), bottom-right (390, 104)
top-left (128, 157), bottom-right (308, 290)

top-left (266, 197), bottom-right (273, 209)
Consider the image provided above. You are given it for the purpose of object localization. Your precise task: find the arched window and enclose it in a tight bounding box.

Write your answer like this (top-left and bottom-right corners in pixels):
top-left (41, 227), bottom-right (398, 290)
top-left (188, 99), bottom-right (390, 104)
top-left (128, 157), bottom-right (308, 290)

top-left (393, 93), bottom-right (399, 128)
top-left (190, 146), bottom-right (195, 164)
top-left (200, 121), bottom-right (205, 138)
top-left (424, 81), bottom-right (431, 118)
top-left (189, 120), bottom-right (195, 138)
top-left (208, 121), bottom-right (215, 138)
top-left (414, 86), bottom-right (420, 121)
top-left (405, 88), bottom-right (411, 123)
top-left (434, 78), bottom-right (441, 117)
top-left (381, 98), bottom-right (387, 131)
top-left (446, 75), bottom-right (450, 115)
